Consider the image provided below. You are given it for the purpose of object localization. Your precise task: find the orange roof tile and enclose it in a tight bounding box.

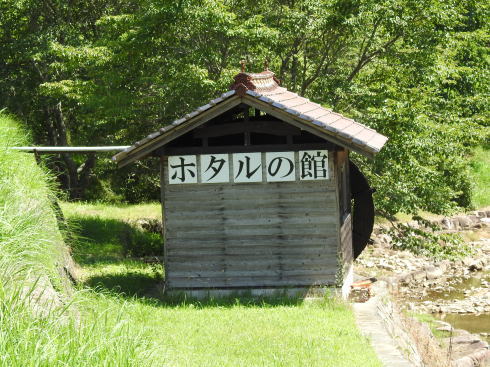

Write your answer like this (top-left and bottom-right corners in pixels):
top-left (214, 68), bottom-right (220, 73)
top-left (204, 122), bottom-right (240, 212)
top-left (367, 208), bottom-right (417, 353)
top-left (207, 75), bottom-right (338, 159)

top-left (113, 70), bottom-right (388, 165)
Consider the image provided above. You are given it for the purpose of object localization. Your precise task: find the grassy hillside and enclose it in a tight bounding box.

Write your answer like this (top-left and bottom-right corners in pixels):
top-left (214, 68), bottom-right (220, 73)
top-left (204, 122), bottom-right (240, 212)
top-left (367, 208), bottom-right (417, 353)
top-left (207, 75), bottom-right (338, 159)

top-left (0, 114), bottom-right (152, 366)
top-left (0, 115), bottom-right (65, 285)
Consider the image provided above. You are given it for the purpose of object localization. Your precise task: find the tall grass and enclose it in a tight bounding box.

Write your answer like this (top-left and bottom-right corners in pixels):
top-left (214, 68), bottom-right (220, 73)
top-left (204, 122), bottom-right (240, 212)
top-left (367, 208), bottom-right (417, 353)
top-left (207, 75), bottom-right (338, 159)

top-left (0, 117), bottom-right (63, 285)
top-left (0, 114), bottom-right (157, 366)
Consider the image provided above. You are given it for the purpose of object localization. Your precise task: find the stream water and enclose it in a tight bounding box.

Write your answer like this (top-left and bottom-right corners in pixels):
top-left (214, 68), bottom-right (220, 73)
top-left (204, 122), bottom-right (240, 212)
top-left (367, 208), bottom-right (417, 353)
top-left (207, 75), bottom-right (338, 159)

top-left (423, 270), bottom-right (490, 301)
top-left (418, 270), bottom-right (490, 341)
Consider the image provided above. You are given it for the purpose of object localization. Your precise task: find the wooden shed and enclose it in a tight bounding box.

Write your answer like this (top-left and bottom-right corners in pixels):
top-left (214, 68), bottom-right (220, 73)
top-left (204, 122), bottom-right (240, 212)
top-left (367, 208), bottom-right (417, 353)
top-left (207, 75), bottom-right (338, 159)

top-left (113, 68), bottom-right (388, 297)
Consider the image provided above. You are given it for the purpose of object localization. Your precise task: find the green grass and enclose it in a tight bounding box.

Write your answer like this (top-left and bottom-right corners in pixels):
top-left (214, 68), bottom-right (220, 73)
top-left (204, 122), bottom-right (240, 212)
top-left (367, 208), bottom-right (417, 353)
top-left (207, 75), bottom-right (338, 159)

top-left (0, 114), bottom-right (155, 366)
top-left (88, 294), bottom-right (382, 367)
top-left (60, 201), bottom-right (162, 264)
top-left (69, 215), bottom-right (162, 262)
top-left (470, 145), bottom-right (490, 209)
top-left (61, 201), bottom-right (161, 221)
top-left (410, 313), bottom-right (451, 340)
top-left (60, 201), bottom-right (164, 296)
top-left (1, 114), bottom-right (381, 366)
top-left (62, 203), bottom-right (382, 366)
top-left (81, 259), bottom-right (163, 297)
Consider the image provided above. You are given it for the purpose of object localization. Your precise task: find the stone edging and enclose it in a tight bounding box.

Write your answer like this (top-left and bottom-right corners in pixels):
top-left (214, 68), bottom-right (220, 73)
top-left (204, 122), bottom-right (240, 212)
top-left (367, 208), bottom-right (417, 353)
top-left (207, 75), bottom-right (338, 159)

top-left (355, 281), bottom-right (490, 367)
top-left (353, 281), bottom-right (420, 367)
top-left (372, 282), bottom-right (426, 366)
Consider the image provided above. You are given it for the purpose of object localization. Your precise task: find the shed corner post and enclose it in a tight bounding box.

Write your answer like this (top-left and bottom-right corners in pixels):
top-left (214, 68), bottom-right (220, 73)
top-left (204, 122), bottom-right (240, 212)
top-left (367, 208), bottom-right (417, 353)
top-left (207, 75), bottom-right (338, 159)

top-left (159, 155), bottom-right (168, 292)
top-left (335, 149), bottom-right (354, 299)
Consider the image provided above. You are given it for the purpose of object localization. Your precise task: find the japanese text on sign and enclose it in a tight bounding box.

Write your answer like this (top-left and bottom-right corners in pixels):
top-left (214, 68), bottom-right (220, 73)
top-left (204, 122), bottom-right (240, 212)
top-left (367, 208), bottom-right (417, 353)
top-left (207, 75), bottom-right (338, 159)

top-left (299, 150), bottom-right (329, 180)
top-left (167, 151), bottom-right (328, 184)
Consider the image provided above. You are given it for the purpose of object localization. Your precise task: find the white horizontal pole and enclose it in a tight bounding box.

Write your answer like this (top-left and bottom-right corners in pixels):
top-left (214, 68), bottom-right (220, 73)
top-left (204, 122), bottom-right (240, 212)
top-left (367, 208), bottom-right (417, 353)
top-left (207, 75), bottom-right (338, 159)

top-left (11, 146), bottom-right (130, 153)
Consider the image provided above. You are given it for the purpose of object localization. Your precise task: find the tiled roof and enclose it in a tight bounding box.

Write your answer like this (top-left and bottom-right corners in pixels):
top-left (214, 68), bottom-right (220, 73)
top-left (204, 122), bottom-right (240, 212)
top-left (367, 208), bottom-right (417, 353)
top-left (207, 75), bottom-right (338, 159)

top-left (113, 70), bottom-right (387, 165)
top-left (232, 70), bottom-right (387, 153)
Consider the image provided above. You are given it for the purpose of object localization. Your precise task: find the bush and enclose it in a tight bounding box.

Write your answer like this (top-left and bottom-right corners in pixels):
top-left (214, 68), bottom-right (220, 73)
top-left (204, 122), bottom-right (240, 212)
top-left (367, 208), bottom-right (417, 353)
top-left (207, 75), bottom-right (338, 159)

top-left (384, 216), bottom-right (473, 260)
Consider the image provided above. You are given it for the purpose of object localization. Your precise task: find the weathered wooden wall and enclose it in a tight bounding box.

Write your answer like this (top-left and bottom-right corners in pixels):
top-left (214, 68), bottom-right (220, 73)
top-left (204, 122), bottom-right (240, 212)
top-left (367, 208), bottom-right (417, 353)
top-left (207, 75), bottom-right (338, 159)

top-left (336, 150), bottom-right (353, 296)
top-left (336, 150), bottom-right (353, 263)
top-left (161, 151), bottom-right (340, 289)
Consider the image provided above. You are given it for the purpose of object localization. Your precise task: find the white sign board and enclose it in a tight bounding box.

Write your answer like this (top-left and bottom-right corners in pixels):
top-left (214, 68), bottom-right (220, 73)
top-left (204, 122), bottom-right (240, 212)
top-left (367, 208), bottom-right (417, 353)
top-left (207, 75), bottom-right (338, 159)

top-left (167, 151), bottom-right (329, 184)
top-left (233, 152), bottom-right (262, 183)
top-left (168, 155), bottom-right (197, 184)
top-left (299, 150), bottom-right (329, 180)
top-left (266, 152), bottom-right (295, 182)
top-left (200, 154), bottom-right (229, 183)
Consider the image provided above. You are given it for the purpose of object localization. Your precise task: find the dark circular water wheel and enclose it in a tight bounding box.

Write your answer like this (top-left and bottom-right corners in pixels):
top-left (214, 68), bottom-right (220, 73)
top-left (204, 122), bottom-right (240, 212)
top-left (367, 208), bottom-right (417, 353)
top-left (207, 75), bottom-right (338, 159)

top-left (350, 161), bottom-right (375, 259)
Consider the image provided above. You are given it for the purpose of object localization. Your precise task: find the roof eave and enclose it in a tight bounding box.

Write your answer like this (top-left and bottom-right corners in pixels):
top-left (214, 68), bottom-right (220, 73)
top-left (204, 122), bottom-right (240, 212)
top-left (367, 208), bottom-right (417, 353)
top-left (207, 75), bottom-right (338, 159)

top-left (113, 93), bottom-right (241, 168)
top-left (241, 94), bottom-right (386, 159)
top-left (114, 89), bottom-right (388, 167)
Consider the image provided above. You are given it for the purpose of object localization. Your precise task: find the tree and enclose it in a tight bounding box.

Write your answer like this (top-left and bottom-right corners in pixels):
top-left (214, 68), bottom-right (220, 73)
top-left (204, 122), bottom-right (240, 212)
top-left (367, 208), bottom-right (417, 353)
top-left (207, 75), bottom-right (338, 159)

top-left (1, 0), bottom-right (488, 212)
top-left (0, 0), bottom-right (138, 199)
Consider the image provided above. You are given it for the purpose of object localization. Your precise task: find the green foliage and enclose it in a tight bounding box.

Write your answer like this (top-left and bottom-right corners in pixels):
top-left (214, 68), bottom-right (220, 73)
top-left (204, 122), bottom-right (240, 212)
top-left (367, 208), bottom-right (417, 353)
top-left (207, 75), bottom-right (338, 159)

top-left (384, 216), bottom-right (473, 260)
top-left (1, 0), bottom-right (489, 210)
top-left (469, 145), bottom-right (490, 208)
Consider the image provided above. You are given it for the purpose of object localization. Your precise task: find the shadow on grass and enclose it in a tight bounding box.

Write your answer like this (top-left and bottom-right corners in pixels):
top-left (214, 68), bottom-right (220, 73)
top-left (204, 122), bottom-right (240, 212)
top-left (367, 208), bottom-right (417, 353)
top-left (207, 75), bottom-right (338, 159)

top-left (83, 259), bottom-right (163, 298)
top-left (67, 216), bottom-right (162, 264)
top-left (66, 213), bottom-right (331, 309)
top-left (65, 214), bottom-right (164, 298)
top-left (149, 290), bottom-right (327, 309)
top-left (83, 260), bottom-right (313, 308)
top-left (81, 258), bottom-right (316, 308)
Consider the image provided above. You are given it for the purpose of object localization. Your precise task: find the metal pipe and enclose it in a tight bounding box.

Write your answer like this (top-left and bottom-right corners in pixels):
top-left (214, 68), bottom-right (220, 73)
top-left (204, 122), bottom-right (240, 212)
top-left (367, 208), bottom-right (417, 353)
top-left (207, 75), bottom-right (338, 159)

top-left (10, 146), bottom-right (130, 154)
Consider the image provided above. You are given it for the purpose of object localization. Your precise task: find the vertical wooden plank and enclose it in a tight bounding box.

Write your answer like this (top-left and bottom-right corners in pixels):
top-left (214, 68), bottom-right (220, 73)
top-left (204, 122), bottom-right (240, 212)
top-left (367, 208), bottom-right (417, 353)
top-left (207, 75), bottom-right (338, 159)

top-left (244, 106), bottom-right (251, 146)
top-left (160, 156), bottom-right (168, 287)
top-left (228, 153), bottom-right (234, 183)
top-left (332, 150), bottom-right (342, 283)
top-left (260, 152), bottom-right (267, 183)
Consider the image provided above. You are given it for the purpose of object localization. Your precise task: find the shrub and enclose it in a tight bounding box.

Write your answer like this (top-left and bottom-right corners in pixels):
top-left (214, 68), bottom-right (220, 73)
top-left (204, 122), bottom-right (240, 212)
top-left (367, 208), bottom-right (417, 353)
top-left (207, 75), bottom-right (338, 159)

top-left (384, 216), bottom-right (473, 260)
